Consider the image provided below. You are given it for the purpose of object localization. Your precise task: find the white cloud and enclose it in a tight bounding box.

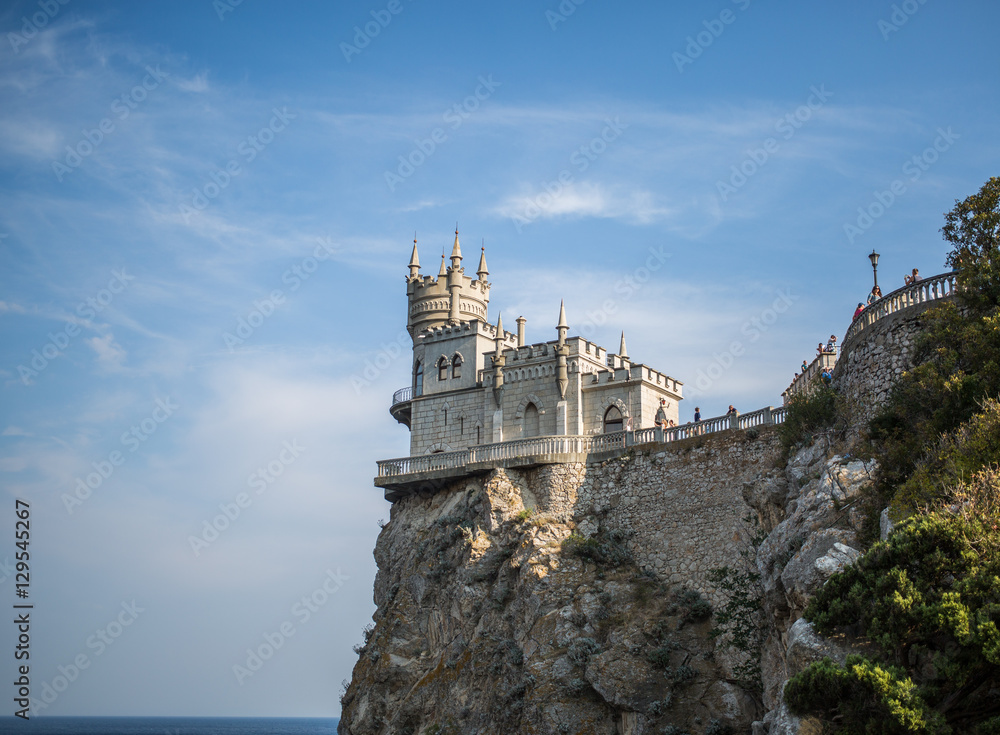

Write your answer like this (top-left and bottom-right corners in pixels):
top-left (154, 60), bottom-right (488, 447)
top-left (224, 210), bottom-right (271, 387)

top-left (175, 71), bottom-right (210, 93)
top-left (493, 181), bottom-right (674, 225)
top-left (88, 333), bottom-right (127, 371)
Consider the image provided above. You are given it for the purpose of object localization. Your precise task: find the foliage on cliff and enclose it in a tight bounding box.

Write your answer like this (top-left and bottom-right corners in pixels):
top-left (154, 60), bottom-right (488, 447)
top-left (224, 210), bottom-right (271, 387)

top-left (866, 176), bottom-right (1000, 514)
top-left (786, 469), bottom-right (1000, 734)
top-left (786, 178), bottom-right (1000, 734)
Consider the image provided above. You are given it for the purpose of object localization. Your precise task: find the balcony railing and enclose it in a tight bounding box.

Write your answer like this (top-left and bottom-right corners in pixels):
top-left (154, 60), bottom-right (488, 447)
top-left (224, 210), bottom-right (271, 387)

top-left (376, 405), bottom-right (787, 480)
top-left (392, 386), bottom-right (413, 406)
top-left (842, 271), bottom-right (957, 348)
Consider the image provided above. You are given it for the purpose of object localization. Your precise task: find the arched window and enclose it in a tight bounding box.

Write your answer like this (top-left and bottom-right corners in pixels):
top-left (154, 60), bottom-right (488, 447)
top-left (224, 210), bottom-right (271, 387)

top-left (523, 403), bottom-right (540, 438)
top-left (603, 406), bottom-right (623, 433)
top-left (413, 361), bottom-right (423, 397)
top-left (437, 356), bottom-right (448, 381)
top-left (452, 354), bottom-right (463, 379)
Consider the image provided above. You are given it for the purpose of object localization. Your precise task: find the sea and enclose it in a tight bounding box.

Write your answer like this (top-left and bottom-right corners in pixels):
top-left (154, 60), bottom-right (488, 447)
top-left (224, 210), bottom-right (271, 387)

top-left (0, 717), bottom-right (339, 735)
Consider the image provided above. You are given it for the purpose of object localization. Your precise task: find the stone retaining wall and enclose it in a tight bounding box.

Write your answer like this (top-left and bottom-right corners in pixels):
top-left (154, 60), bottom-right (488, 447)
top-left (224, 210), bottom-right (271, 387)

top-left (833, 299), bottom-right (941, 425)
top-left (515, 428), bottom-right (782, 602)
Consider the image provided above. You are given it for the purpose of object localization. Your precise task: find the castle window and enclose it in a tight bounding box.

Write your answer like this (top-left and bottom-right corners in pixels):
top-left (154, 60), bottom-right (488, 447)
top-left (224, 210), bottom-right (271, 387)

top-left (437, 356), bottom-right (448, 381)
top-left (414, 361), bottom-right (423, 397)
top-left (452, 354), bottom-right (463, 379)
top-left (476, 426), bottom-right (481, 444)
top-left (523, 403), bottom-right (540, 438)
top-left (459, 416), bottom-right (464, 435)
top-left (603, 406), bottom-right (623, 433)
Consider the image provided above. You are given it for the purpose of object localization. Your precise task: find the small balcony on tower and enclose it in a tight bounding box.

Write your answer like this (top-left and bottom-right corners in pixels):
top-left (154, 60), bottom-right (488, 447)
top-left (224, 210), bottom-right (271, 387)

top-left (389, 386), bottom-right (414, 428)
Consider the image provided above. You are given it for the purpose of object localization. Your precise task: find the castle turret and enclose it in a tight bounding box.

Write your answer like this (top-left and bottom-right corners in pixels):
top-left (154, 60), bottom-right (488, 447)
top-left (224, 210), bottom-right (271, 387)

top-left (405, 228), bottom-right (491, 340)
top-left (619, 332), bottom-right (628, 360)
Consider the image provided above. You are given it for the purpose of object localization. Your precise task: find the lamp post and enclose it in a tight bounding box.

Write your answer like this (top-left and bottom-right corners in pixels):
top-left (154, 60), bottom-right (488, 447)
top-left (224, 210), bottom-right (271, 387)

top-left (868, 249), bottom-right (880, 293)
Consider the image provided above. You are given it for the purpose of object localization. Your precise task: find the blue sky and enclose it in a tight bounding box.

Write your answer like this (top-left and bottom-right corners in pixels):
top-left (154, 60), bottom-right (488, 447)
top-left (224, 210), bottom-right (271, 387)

top-left (0, 0), bottom-right (997, 719)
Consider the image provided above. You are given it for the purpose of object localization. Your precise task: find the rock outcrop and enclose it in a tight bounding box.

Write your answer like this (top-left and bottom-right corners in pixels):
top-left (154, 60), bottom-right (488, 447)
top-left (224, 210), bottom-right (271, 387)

top-left (743, 445), bottom-right (877, 732)
top-left (340, 430), bottom-right (877, 735)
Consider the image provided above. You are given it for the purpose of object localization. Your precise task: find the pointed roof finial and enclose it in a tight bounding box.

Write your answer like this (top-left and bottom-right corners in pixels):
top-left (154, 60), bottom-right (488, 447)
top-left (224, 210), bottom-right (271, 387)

top-left (408, 233), bottom-right (420, 269)
top-left (477, 241), bottom-right (489, 280)
top-left (450, 225), bottom-right (462, 265)
top-left (496, 311), bottom-right (504, 337)
top-left (438, 252), bottom-right (447, 277)
top-left (619, 331), bottom-right (628, 359)
top-left (557, 299), bottom-right (569, 329)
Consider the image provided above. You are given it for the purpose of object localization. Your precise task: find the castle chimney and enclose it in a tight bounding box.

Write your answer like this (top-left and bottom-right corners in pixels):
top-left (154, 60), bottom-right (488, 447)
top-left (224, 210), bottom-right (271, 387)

top-left (516, 316), bottom-right (526, 347)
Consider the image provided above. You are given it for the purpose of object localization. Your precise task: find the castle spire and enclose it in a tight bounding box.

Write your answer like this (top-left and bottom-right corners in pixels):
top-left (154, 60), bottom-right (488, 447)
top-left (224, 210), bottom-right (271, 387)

top-left (477, 242), bottom-right (489, 281)
top-left (408, 234), bottom-right (420, 280)
top-left (556, 300), bottom-right (568, 346)
top-left (494, 311), bottom-right (505, 353)
top-left (450, 226), bottom-right (463, 270)
top-left (438, 252), bottom-right (447, 277)
top-left (619, 331), bottom-right (628, 359)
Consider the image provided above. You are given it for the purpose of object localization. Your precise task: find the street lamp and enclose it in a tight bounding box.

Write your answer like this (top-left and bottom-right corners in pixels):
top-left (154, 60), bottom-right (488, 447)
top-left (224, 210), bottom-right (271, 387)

top-left (868, 249), bottom-right (880, 292)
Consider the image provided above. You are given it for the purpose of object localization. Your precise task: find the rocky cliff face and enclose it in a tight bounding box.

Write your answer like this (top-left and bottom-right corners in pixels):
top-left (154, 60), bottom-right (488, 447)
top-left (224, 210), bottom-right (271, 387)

top-left (743, 441), bottom-right (877, 735)
top-left (339, 432), bottom-right (874, 735)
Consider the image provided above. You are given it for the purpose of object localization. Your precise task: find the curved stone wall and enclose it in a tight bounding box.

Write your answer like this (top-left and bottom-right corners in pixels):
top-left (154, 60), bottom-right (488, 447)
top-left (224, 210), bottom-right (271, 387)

top-left (833, 298), bottom-right (942, 425)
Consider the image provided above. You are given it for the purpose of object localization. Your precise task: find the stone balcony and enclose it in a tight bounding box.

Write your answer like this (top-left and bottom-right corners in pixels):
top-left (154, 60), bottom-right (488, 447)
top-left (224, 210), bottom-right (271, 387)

top-left (375, 405), bottom-right (787, 502)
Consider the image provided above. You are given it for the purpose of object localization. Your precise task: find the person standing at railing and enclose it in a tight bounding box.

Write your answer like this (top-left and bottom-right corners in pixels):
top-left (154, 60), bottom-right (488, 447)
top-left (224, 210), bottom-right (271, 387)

top-left (853, 303), bottom-right (865, 320)
top-left (654, 399), bottom-right (668, 429)
top-left (801, 359), bottom-right (808, 372)
top-left (867, 285), bottom-right (882, 305)
top-left (826, 334), bottom-right (837, 353)
top-left (904, 268), bottom-right (922, 286)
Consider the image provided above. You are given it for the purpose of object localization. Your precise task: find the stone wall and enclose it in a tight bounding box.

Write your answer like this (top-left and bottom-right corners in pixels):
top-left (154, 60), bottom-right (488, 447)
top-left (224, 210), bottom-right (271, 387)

top-left (832, 299), bottom-right (940, 425)
top-left (523, 428), bottom-right (782, 602)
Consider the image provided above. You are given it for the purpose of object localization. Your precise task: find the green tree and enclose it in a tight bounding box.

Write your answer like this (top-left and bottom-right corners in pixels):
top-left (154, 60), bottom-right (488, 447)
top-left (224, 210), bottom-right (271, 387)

top-left (866, 177), bottom-right (1000, 512)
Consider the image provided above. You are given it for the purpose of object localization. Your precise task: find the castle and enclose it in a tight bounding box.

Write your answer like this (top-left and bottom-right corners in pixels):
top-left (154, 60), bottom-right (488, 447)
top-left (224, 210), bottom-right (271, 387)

top-left (388, 229), bottom-right (684, 457)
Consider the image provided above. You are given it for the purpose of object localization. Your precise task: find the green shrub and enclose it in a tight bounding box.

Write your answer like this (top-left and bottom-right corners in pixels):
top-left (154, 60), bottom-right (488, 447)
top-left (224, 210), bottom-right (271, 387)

top-left (785, 655), bottom-right (947, 735)
top-left (779, 385), bottom-right (840, 452)
top-left (793, 474), bottom-right (1000, 732)
top-left (562, 529), bottom-right (633, 567)
top-left (567, 637), bottom-right (600, 665)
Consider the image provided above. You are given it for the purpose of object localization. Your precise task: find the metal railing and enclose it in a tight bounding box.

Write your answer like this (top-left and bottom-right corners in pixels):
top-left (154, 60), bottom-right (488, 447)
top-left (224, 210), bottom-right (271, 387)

top-left (376, 405), bottom-right (787, 479)
top-left (392, 386), bottom-right (413, 406)
top-left (842, 271), bottom-right (956, 348)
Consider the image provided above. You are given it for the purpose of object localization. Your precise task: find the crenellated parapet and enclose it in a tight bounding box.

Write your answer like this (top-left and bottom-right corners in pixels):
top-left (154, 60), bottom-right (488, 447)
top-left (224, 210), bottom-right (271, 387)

top-left (406, 230), bottom-right (491, 340)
